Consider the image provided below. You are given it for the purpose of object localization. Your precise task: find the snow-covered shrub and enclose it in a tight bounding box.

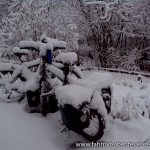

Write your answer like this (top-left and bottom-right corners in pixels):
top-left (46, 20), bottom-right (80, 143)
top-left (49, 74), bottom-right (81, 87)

top-left (106, 47), bottom-right (122, 68)
top-left (119, 48), bottom-right (141, 71)
top-left (106, 47), bottom-right (141, 71)
top-left (111, 79), bottom-right (150, 121)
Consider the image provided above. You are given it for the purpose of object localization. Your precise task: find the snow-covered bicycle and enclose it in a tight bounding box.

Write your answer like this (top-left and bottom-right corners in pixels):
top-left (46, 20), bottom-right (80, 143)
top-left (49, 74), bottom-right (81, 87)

top-left (1, 35), bottom-right (112, 141)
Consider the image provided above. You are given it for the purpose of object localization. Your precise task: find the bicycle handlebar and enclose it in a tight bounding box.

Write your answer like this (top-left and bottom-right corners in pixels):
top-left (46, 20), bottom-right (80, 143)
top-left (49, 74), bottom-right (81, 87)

top-left (19, 38), bottom-right (66, 52)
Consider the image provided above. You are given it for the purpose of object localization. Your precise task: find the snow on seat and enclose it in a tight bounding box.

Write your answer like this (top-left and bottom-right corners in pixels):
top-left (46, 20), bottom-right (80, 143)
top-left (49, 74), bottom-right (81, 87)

top-left (55, 52), bottom-right (77, 65)
top-left (55, 72), bottom-right (112, 107)
top-left (55, 84), bottom-right (93, 107)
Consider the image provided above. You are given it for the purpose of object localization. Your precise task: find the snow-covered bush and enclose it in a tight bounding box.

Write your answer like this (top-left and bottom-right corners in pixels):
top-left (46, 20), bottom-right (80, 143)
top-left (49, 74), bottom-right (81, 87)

top-left (111, 79), bottom-right (150, 121)
top-left (105, 47), bottom-right (141, 71)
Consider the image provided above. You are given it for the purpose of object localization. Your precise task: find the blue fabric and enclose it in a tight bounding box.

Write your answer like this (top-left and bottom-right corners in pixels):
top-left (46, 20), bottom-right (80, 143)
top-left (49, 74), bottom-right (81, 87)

top-left (46, 49), bottom-right (52, 64)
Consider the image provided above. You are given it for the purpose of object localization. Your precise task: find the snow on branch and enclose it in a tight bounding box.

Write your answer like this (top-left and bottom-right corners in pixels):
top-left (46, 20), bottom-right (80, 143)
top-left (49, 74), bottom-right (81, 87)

top-left (113, 29), bottom-right (150, 39)
top-left (84, 0), bottom-right (107, 5)
top-left (84, 0), bottom-right (119, 21)
top-left (84, 0), bottom-right (132, 22)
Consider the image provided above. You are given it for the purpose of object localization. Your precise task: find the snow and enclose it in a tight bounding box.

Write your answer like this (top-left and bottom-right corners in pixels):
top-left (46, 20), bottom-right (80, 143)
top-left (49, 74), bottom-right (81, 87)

top-left (23, 59), bottom-right (40, 68)
top-left (81, 116), bottom-right (150, 150)
top-left (19, 41), bottom-right (39, 50)
top-left (84, 0), bottom-right (107, 6)
top-left (72, 65), bottom-right (83, 78)
top-left (0, 103), bottom-right (66, 150)
top-left (7, 67), bottom-right (23, 84)
top-left (45, 37), bottom-right (66, 49)
top-left (19, 37), bottom-right (66, 57)
top-left (55, 72), bottom-right (112, 130)
top-left (2, 59), bottom-right (40, 92)
top-left (75, 72), bottom-right (112, 92)
top-left (39, 42), bottom-right (53, 56)
top-left (55, 52), bottom-right (77, 65)
top-left (0, 70), bottom-right (150, 150)
top-left (48, 77), bottom-right (63, 90)
top-left (0, 73), bottom-right (12, 85)
top-left (47, 65), bottom-right (65, 81)
top-left (84, 0), bottom-right (119, 21)
top-left (55, 71), bottom-right (112, 111)
top-left (90, 91), bottom-right (109, 129)
top-left (6, 67), bottom-right (40, 93)
top-left (20, 69), bottom-right (40, 92)
top-left (47, 65), bottom-right (76, 83)
top-left (52, 62), bottom-right (64, 68)
top-left (40, 33), bottom-right (47, 42)
top-left (110, 79), bottom-right (150, 120)
top-left (12, 47), bottom-right (30, 55)
top-left (40, 34), bottom-right (66, 50)
top-left (39, 39), bottom-right (66, 56)
top-left (1, 99), bottom-right (150, 150)
top-left (0, 63), bottom-right (15, 72)
top-left (55, 72), bottom-right (112, 107)
top-left (55, 84), bottom-right (93, 107)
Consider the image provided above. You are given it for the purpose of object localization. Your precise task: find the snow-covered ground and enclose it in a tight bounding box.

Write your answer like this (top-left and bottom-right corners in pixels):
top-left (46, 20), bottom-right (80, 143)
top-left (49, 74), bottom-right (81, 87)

top-left (0, 71), bottom-right (150, 150)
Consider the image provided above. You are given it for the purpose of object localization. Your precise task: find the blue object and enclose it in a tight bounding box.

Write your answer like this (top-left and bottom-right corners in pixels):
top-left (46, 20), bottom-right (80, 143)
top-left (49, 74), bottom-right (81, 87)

top-left (46, 49), bottom-right (52, 64)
